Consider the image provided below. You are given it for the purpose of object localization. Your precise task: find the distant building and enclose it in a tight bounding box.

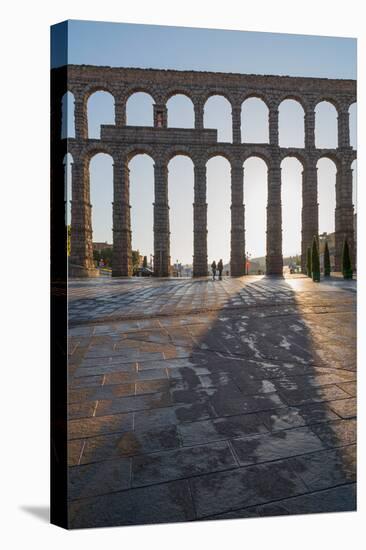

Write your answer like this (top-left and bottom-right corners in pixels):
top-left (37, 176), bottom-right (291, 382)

top-left (93, 242), bottom-right (113, 253)
top-left (319, 232), bottom-right (336, 271)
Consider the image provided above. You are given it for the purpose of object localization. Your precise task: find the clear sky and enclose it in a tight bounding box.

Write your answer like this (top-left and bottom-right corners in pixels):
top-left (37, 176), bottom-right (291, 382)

top-left (56, 20), bottom-right (357, 264)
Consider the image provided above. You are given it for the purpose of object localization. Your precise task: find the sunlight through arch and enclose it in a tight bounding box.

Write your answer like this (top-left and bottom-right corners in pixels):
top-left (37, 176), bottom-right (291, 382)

top-left (241, 98), bottom-right (269, 143)
top-left (61, 91), bottom-right (75, 139)
top-left (279, 99), bottom-right (304, 147)
top-left (206, 156), bottom-right (231, 269)
top-left (167, 95), bottom-right (194, 128)
top-left (281, 157), bottom-right (303, 265)
top-left (89, 154), bottom-right (114, 261)
top-left (128, 154), bottom-right (155, 264)
top-left (315, 102), bottom-right (338, 149)
top-left (168, 155), bottom-right (194, 273)
top-left (126, 92), bottom-right (154, 126)
top-left (87, 91), bottom-right (115, 139)
top-left (204, 96), bottom-right (232, 143)
top-left (243, 157), bottom-right (267, 271)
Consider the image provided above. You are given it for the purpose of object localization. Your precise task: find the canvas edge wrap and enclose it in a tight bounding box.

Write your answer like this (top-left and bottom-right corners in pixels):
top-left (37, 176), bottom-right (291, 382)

top-left (50, 21), bottom-right (69, 529)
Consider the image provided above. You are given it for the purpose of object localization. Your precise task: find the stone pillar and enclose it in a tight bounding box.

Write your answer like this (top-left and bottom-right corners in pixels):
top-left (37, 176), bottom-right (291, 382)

top-left (269, 107), bottom-right (279, 146)
top-left (193, 162), bottom-right (208, 276)
top-left (305, 108), bottom-right (316, 149)
top-left (194, 100), bottom-right (204, 130)
top-left (115, 96), bottom-right (126, 126)
top-left (112, 159), bottom-right (132, 277)
top-left (266, 156), bottom-right (283, 275)
top-left (335, 158), bottom-right (355, 271)
top-left (232, 104), bottom-right (242, 144)
top-left (154, 161), bottom-right (170, 276)
top-left (301, 161), bottom-right (318, 272)
top-left (338, 108), bottom-right (350, 149)
top-left (74, 96), bottom-right (88, 140)
top-left (230, 160), bottom-right (245, 275)
top-left (69, 157), bottom-right (99, 277)
top-left (154, 104), bottom-right (167, 128)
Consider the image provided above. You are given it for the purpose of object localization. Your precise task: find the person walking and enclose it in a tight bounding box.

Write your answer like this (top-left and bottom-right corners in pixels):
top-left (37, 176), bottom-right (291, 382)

top-left (211, 260), bottom-right (217, 281)
top-left (218, 259), bottom-right (223, 280)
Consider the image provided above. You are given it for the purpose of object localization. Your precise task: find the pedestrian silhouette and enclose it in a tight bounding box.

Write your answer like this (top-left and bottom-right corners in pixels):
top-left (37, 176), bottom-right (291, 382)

top-left (211, 260), bottom-right (217, 281)
top-left (218, 259), bottom-right (223, 280)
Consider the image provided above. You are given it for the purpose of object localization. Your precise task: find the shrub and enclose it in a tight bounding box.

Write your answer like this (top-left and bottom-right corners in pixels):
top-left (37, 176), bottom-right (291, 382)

top-left (312, 236), bottom-right (320, 282)
top-left (306, 247), bottom-right (312, 277)
top-left (324, 241), bottom-right (331, 277)
top-left (342, 238), bottom-right (353, 279)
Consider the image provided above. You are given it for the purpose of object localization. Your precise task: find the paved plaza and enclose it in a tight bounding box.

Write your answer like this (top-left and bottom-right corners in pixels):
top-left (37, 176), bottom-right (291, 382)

top-left (67, 274), bottom-right (356, 528)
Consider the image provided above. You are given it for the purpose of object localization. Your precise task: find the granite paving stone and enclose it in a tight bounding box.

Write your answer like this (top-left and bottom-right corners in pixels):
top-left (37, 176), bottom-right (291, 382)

top-left (328, 397), bottom-right (357, 419)
top-left (178, 414), bottom-right (268, 446)
top-left (132, 440), bottom-right (238, 487)
top-left (309, 418), bottom-right (356, 447)
top-left (289, 445), bottom-right (356, 491)
top-left (230, 426), bottom-right (325, 466)
top-left (68, 412), bottom-right (134, 440)
top-left (79, 424), bottom-right (181, 464)
top-left (67, 274), bottom-right (357, 525)
top-left (68, 479), bottom-right (195, 528)
top-left (69, 457), bottom-right (131, 500)
top-left (189, 459), bottom-right (308, 518)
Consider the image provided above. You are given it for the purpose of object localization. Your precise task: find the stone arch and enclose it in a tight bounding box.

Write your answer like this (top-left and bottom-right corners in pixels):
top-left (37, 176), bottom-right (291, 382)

top-left (243, 151), bottom-right (270, 169)
top-left (61, 91), bottom-right (75, 139)
top-left (206, 155), bottom-right (232, 268)
top-left (278, 94), bottom-right (307, 111)
top-left (125, 145), bottom-right (157, 164)
top-left (314, 96), bottom-right (340, 112)
top-left (205, 149), bottom-right (235, 166)
top-left (87, 90), bottom-right (115, 139)
top-left (315, 101), bottom-right (338, 149)
top-left (241, 92), bottom-right (270, 108)
top-left (125, 87), bottom-right (158, 104)
top-left (83, 84), bottom-right (116, 103)
top-left (126, 92), bottom-right (155, 126)
top-left (204, 95), bottom-right (233, 143)
top-left (281, 156), bottom-right (303, 264)
top-left (279, 98), bottom-right (305, 147)
top-left (202, 90), bottom-right (233, 105)
top-left (82, 144), bottom-right (115, 165)
top-left (279, 150), bottom-right (307, 169)
top-left (316, 151), bottom-right (341, 172)
top-left (243, 155), bottom-right (268, 267)
top-left (167, 94), bottom-right (195, 128)
top-left (165, 88), bottom-right (195, 103)
top-left (241, 97), bottom-right (269, 143)
top-left (164, 146), bottom-right (195, 165)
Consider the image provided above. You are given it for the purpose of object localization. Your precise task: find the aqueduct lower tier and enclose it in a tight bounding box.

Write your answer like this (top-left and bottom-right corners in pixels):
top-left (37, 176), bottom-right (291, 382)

top-left (51, 65), bottom-right (357, 277)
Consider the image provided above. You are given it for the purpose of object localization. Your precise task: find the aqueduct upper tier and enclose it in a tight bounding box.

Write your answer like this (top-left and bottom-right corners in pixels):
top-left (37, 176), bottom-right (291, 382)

top-left (51, 64), bottom-right (357, 277)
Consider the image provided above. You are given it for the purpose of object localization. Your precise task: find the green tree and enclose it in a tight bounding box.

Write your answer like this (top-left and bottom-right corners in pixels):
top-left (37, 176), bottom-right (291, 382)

top-left (143, 255), bottom-right (148, 268)
top-left (324, 241), bottom-right (331, 277)
top-left (342, 238), bottom-right (353, 279)
top-left (306, 247), bottom-right (312, 277)
top-left (93, 249), bottom-right (101, 265)
top-left (101, 247), bottom-right (113, 267)
top-left (312, 236), bottom-right (320, 282)
top-left (131, 250), bottom-right (140, 273)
